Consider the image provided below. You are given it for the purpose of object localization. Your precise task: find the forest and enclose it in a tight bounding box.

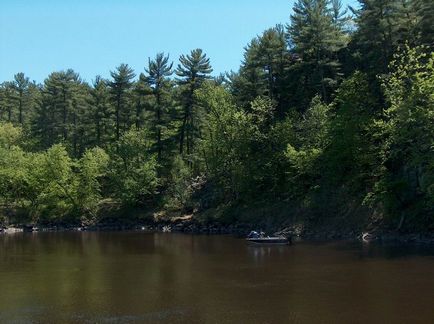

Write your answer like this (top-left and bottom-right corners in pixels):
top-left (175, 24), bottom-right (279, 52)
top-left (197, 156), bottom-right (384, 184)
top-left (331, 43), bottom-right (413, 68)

top-left (0, 0), bottom-right (433, 231)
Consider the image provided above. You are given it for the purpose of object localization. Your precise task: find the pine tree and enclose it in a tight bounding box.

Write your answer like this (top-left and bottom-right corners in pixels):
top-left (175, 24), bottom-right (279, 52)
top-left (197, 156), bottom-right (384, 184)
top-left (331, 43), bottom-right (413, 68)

top-left (32, 70), bottom-right (85, 153)
top-left (176, 49), bottom-right (212, 156)
top-left (413, 0), bottom-right (434, 47)
top-left (145, 53), bottom-right (173, 164)
top-left (0, 82), bottom-right (16, 122)
top-left (70, 81), bottom-right (92, 156)
top-left (287, 0), bottom-right (349, 107)
top-left (132, 73), bottom-right (151, 131)
top-left (349, 0), bottom-right (417, 77)
top-left (13, 73), bottom-right (30, 125)
top-left (395, 0), bottom-right (419, 46)
top-left (231, 25), bottom-right (291, 117)
top-left (108, 64), bottom-right (136, 140)
top-left (88, 76), bottom-right (113, 147)
top-left (0, 74), bottom-right (38, 128)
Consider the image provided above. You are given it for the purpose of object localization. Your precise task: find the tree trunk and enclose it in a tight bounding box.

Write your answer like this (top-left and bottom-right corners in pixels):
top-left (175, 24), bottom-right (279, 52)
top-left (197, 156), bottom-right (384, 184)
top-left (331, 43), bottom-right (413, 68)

top-left (179, 112), bottom-right (187, 154)
top-left (18, 91), bottom-right (23, 125)
top-left (156, 89), bottom-right (162, 163)
top-left (116, 94), bottom-right (121, 140)
top-left (62, 89), bottom-right (68, 141)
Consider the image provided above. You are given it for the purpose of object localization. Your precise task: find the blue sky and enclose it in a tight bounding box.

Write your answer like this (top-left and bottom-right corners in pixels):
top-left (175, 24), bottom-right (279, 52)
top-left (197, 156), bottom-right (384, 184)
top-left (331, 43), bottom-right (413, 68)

top-left (0, 0), bottom-right (359, 83)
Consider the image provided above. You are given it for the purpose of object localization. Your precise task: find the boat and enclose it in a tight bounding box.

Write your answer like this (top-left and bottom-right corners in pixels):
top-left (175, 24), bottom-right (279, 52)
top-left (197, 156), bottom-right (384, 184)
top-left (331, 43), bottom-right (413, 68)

top-left (246, 231), bottom-right (291, 245)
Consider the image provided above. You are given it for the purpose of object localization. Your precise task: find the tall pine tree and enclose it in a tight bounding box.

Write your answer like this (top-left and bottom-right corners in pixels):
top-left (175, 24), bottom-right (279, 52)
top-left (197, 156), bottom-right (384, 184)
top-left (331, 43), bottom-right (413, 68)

top-left (32, 69), bottom-right (87, 155)
top-left (13, 73), bottom-right (31, 125)
top-left (176, 49), bottom-right (212, 156)
top-left (145, 53), bottom-right (173, 164)
top-left (287, 0), bottom-right (349, 108)
top-left (88, 76), bottom-right (113, 147)
top-left (231, 25), bottom-right (291, 117)
top-left (108, 64), bottom-right (136, 140)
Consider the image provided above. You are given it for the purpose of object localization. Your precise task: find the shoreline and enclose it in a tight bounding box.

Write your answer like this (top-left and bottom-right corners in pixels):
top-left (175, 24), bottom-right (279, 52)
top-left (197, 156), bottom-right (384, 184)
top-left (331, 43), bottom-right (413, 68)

top-left (2, 220), bottom-right (434, 246)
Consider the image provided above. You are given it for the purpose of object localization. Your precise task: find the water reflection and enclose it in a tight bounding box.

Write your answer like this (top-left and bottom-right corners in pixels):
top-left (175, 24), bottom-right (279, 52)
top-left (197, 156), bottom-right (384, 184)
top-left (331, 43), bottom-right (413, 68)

top-left (1, 233), bottom-right (434, 323)
top-left (247, 245), bottom-right (289, 264)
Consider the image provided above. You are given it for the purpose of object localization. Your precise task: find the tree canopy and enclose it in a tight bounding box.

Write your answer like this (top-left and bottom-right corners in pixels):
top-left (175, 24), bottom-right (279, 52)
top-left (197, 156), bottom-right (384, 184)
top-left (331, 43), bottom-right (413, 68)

top-left (0, 0), bottom-right (433, 230)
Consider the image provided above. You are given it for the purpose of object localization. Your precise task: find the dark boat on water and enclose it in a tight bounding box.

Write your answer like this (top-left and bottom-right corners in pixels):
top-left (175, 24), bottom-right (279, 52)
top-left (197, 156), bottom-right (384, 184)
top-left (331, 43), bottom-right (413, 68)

top-left (246, 231), bottom-right (291, 245)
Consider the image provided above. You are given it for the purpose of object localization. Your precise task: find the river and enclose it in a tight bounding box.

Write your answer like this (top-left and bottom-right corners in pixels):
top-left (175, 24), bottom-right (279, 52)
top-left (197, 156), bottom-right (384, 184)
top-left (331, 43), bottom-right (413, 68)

top-left (1, 232), bottom-right (434, 323)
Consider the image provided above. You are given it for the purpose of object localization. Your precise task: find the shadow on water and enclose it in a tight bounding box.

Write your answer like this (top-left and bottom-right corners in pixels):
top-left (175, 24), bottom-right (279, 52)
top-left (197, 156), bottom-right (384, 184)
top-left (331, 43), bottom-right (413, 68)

top-left (330, 240), bottom-right (434, 260)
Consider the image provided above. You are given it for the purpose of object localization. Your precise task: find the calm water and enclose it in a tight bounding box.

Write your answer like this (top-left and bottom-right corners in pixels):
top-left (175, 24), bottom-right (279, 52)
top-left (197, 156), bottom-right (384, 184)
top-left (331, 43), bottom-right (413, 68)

top-left (1, 232), bottom-right (434, 323)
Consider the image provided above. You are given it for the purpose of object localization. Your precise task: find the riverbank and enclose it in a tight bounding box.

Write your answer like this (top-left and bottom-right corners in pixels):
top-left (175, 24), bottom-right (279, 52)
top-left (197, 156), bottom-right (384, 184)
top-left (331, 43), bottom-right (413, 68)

top-left (2, 198), bottom-right (433, 244)
top-left (2, 214), bottom-right (434, 245)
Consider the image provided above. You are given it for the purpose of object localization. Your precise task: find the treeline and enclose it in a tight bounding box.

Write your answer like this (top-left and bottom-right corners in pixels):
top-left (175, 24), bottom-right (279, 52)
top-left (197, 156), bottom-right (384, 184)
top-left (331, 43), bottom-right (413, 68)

top-left (1, 0), bottom-right (433, 229)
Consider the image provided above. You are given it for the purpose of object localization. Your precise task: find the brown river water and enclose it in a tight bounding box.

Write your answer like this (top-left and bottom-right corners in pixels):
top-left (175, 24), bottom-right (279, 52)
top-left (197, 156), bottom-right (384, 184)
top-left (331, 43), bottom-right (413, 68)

top-left (1, 232), bottom-right (434, 323)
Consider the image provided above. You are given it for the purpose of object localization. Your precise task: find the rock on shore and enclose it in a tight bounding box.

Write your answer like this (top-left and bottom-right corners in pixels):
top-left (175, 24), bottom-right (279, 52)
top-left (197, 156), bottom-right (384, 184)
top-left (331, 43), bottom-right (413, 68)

top-left (3, 227), bottom-right (24, 234)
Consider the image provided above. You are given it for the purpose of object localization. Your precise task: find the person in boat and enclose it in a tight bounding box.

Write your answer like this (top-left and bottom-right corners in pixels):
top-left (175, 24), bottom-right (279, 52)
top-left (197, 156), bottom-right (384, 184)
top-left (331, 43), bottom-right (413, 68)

top-left (247, 231), bottom-right (260, 239)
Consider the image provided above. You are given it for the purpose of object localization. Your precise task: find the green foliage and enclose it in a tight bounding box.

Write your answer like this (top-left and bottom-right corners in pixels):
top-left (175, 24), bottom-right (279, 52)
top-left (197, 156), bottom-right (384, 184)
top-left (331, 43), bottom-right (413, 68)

top-left (299, 96), bottom-right (330, 149)
top-left (0, 148), bottom-right (28, 208)
top-left (176, 49), bottom-right (213, 156)
top-left (287, 0), bottom-right (349, 106)
top-left (0, 124), bottom-right (28, 212)
top-left (197, 83), bottom-right (293, 202)
top-left (0, 82), bottom-right (15, 122)
top-left (165, 155), bottom-right (194, 210)
top-left (176, 49), bottom-right (213, 83)
top-left (231, 25), bottom-right (291, 116)
top-left (285, 96), bottom-right (329, 197)
top-left (76, 147), bottom-right (109, 219)
top-left (109, 64), bottom-right (136, 141)
top-left (32, 69), bottom-right (89, 156)
top-left (323, 71), bottom-right (379, 188)
top-left (13, 73), bottom-right (31, 125)
top-left (145, 53), bottom-right (175, 166)
top-left (108, 128), bottom-right (158, 205)
top-left (196, 82), bottom-right (248, 199)
top-left (0, 74), bottom-right (38, 127)
top-left (0, 123), bottom-right (110, 223)
top-left (89, 76), bottom-right (114, 147)
top-left (0, 122), bottom-right (23, 148)
top-left (0, 4), bottom-right (432, 231)
top-left (349, 0), bottom-right (421, 77)
top-left (370, 46), bottom-right (434, 227)
top-left (28, 144), bottom-right (77, 221)
top-left (413, 0), bottom-right (434, 47)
